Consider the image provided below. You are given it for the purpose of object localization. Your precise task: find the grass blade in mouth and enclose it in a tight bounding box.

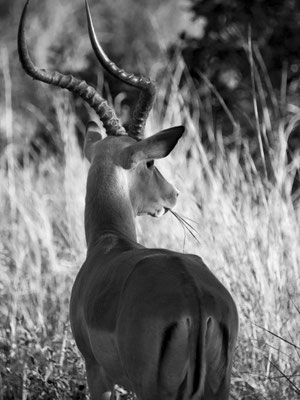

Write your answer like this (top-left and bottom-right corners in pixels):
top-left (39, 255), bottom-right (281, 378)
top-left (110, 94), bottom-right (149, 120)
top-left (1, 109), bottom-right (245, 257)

top-left (169, 210), bottom-right (201, 245)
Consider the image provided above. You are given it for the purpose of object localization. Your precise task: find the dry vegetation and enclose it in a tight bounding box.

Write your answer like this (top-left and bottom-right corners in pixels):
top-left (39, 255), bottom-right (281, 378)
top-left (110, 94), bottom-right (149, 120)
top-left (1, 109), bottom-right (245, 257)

top-left (1, 1), bottom-right (300, 399)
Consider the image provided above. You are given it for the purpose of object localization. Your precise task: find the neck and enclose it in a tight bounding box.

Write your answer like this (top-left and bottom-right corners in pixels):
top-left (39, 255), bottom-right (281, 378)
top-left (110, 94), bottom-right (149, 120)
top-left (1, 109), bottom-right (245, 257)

top-left (84, 167), bottom-right (137, 250)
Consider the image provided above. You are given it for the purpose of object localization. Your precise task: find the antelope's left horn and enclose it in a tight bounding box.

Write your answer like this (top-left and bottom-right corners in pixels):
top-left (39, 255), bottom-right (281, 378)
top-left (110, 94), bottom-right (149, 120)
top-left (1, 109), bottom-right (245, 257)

top-left (18, 0), bottom-right (126, 137)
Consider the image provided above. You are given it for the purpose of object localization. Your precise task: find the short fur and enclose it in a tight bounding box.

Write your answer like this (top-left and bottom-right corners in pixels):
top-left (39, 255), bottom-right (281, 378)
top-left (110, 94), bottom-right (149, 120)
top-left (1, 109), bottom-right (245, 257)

top-left (70, 122), bottom-right (239, 400)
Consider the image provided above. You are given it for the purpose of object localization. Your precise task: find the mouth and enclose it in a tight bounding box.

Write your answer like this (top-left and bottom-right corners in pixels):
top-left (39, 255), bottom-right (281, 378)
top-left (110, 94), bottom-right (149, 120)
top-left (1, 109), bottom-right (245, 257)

top-left (138, 207), bottom-right (172, 218)
top-left (150, 207), bottom-right (169, 218)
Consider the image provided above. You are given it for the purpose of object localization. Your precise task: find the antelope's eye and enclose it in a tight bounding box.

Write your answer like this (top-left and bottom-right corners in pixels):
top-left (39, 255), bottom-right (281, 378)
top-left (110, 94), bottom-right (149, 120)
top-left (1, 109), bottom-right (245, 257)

top-left (146, 160), bottom-right (154, 169)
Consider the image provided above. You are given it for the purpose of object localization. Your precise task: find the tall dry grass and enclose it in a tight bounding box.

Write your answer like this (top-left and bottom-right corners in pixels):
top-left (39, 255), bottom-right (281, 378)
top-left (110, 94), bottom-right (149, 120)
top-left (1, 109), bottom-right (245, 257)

top-left (1, 20), bottom-right (300, 400)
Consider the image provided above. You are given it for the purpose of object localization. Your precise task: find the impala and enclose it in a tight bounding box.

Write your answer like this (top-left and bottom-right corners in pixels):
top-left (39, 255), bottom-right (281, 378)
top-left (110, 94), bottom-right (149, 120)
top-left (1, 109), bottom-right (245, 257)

top-left (18, 1), bottom-right (239, 399)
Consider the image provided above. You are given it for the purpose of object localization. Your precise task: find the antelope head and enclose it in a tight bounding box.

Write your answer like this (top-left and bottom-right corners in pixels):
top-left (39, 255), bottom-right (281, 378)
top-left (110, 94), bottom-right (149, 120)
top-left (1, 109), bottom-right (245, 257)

top-left (84, 121), bottom-right (183, 219)
top-left (18, 0), bottom-right (184, 243)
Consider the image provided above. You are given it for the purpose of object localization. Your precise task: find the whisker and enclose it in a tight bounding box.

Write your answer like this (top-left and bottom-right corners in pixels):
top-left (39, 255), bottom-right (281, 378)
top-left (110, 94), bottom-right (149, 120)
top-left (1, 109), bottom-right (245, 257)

top-left (171, 210), bottom-right (198, 233)
top-left (169, 210), bottom-right (187, 251)
top-left (178, 214), bottom-right (200, 226)
top-left (173, 212), bottom-right (199, 233)
top-left (169, 210), bottom-right (201, 245)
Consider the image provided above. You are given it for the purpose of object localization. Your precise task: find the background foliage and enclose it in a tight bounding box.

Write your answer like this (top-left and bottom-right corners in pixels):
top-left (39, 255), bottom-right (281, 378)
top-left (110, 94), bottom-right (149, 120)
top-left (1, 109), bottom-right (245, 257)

top-left (0, 0), bottom-right (300, 398)
top-left (179, 0), bottom-right (300, 158)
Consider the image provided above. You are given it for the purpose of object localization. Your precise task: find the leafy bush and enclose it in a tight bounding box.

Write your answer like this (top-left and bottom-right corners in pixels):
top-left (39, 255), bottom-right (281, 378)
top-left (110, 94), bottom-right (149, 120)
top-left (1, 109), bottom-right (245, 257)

top-left (0, 324), bottom-right (87, 399)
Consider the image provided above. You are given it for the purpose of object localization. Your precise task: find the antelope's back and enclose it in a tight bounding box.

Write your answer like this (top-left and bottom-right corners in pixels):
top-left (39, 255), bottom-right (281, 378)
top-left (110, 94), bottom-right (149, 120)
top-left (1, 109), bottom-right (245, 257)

top-left (70, 239), bottom-right (238, 380)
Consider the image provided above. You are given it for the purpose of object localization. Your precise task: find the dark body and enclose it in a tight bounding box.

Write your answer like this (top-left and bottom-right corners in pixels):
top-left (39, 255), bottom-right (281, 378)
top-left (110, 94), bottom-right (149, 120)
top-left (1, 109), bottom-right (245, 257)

top-left (70, 234), bottom-right (238, 400)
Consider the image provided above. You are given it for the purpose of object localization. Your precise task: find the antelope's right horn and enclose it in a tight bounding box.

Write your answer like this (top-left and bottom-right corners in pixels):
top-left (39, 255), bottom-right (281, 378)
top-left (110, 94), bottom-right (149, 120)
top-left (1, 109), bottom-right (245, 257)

top-left (85, 0), bottom-right (156, 140)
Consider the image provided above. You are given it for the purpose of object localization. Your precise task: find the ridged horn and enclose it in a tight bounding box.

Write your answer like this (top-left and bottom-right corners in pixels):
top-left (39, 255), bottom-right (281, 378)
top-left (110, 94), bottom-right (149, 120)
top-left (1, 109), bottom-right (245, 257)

top-left (18, 0), bottom-right (126, 137)
top-left (85, 0), bottom-right (156, 140)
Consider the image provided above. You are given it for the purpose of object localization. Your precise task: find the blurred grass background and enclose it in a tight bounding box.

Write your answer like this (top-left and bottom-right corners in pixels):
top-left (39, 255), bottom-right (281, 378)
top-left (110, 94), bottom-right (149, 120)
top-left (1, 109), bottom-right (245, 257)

top-left (1, 0), bottom-right (300, 398)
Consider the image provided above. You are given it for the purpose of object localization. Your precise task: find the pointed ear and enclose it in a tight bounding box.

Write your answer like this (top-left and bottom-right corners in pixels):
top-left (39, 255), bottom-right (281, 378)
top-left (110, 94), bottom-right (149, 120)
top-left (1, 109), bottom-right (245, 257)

top-left (84, 121), bottom-right (103, 162)
top-left (121, 126), bottom-right (184, 169)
